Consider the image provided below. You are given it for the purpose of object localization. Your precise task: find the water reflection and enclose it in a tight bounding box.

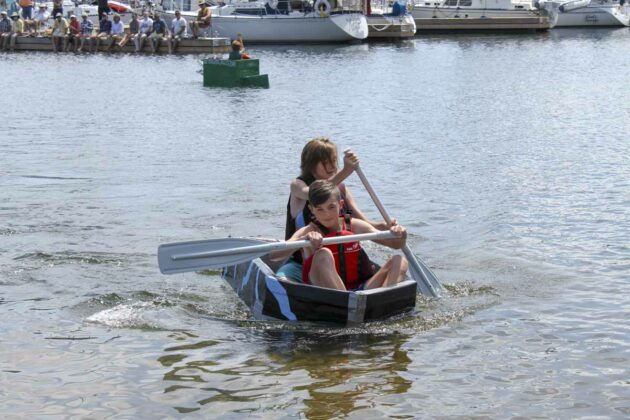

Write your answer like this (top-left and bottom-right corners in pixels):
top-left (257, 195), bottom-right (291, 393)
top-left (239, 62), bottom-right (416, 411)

top-left (157, 329), bottom-right (412, 417)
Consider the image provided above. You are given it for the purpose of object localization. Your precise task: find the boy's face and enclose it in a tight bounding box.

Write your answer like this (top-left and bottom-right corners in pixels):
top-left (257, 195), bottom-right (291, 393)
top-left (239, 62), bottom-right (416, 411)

top-left (313, 158), bottom-right (338, 180)
top-left (310, 197), bottom-right (343, 230)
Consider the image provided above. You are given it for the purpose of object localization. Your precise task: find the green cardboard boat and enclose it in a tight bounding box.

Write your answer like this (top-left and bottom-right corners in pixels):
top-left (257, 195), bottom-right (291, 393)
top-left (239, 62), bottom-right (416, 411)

top-left (202, 58), bottom-right (270, 89)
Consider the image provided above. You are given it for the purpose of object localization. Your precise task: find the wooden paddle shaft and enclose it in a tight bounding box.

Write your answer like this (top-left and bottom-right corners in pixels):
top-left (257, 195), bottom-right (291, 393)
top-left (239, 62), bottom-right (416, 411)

top-left (171, 230), bottom-right (397, 261)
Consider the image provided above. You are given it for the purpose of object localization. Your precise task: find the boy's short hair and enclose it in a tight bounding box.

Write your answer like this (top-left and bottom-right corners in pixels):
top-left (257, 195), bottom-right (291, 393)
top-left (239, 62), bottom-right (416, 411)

top-left (308, 180), bottom-right (340, 207)
top-left (300, 137), bottom-right (337, 179)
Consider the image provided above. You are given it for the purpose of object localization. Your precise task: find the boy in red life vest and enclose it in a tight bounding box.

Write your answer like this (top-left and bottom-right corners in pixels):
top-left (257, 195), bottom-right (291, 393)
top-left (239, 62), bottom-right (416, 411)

top-left (271, 180), bottom-right (408, 291)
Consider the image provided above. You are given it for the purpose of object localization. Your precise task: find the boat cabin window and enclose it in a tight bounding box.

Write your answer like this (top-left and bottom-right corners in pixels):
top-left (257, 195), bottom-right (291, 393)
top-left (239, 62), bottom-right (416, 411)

top-left (459, 0), bottom-right (472, 5)
top-left (444, 0), bottom-right (458, 5)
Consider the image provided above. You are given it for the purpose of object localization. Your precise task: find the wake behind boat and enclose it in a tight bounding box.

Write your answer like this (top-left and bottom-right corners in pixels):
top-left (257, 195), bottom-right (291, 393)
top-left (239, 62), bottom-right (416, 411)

top-left (162, 0), bottom-right (369, 43)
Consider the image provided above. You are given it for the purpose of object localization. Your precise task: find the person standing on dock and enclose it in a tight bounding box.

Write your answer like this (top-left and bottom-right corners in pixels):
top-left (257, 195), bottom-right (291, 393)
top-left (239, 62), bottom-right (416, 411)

top-left (77, 13), bottom-right (93, 53)
top-left (191, 0), bottom-right (211, 39)
top-left (50, 12), bottom-right (68, 52)
top-left (65, 14), bottom-right (79, 52)
top-left (134, 10), bottom-right (152, 52)
top-left (92, 12), bottom-right (111, 52)
top-left (149, 11), bottom-right (167, 54)
top-left (51, 0), bottom-right (62, 19)
top-left (18, 0), bottom-right (33, 20)
top-left (167, 10), bottom-right (187, 54)
top-left (97, 0), bottom-right (110, 22)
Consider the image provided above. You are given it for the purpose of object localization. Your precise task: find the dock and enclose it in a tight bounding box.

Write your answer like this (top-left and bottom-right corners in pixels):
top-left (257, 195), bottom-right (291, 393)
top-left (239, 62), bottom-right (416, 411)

top-left (6, 36), bottom-right (231, 54)
top-left (414, 16), bottom-right (551, 31)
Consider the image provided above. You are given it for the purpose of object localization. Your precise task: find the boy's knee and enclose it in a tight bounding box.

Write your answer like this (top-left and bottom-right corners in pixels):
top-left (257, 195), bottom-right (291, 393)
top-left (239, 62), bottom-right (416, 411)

top-left (312, 247), bottom-right (334, 263)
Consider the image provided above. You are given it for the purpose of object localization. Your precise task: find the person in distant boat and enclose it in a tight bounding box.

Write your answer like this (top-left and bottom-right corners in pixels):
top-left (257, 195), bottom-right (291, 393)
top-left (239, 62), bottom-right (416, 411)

top-left (118, 12), bottom-right (138, 48)
top-left (92, 12), bottom-right (111, 52)
top-left (65, 14), bottom-right (80, 52)
top-left (77, 12), bottom-right (93, 53)
top-left (5, 12), bottom-right (25, 51)
top-left (0, 11), bottom-right (12, 49)
top-left (134, 10), bottom-right (153, 52)
top-left (274, 137), bottom-right (394, 283)
top-left (149, 11), bottom-right (167, 53)
top-left (50, 12), bottom-right (68, 52)
top-left (271, 180), bottom-right (408, 291)
top-left (108, 13), bottom-right (124, 51)
top-left (228, 40), bottom-right (249, 60)
top-left (168, 9), bottom-right (187, 54)
top-left (191, 0), bottom-right (211, 39)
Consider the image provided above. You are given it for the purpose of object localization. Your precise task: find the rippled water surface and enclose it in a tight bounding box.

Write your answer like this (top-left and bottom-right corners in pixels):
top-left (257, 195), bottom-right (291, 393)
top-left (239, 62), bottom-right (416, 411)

top-left (1, 29), bottom-right (629, 418)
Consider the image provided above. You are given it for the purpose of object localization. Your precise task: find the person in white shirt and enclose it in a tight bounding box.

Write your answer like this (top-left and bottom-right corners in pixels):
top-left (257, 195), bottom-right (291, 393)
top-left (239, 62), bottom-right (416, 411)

top-left (134, 10), bottom-right (152, 52)
top-left (168, 10), bottom-right (188, 54)
top-left (107, 13), bottom-right (124, 51)
top-left (32, 4), bottom-right (50, 34)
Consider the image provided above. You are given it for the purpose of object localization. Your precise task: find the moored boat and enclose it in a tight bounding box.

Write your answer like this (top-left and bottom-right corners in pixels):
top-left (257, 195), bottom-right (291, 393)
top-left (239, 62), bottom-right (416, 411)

top-left (222, 255), bottom-right (418, 325)
top-left (162, 0), bottom-right (369, 43)
top-left (367, 0), bottom-right (417, 38)
top-left (536, 0), bottom-right (629, 26)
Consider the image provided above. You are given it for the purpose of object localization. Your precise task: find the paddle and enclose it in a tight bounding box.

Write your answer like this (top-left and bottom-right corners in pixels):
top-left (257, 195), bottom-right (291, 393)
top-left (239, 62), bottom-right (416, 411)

top-left (158, 230), bottom-right (398, 275)
top-left (349, 153), bottom-right (443, 298)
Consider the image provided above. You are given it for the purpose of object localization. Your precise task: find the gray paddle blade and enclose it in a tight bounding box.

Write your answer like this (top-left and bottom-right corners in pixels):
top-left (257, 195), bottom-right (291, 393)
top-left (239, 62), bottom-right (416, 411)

top-left (158, 237), bottom-right (266, 274)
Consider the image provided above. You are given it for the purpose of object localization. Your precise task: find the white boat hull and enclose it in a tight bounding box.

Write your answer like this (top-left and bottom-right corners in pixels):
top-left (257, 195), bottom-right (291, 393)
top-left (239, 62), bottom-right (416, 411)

top-left (411, 6), bottom-right (542, 19)
top-left (168, 11), bottom-right (368, 43)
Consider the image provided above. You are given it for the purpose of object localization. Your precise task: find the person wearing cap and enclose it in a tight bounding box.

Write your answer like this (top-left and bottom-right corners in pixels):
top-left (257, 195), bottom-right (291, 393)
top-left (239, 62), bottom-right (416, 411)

top-left (191, 0), bottom-right (211, 39)
top-left (118, 12), bottom-right (138, 48)
top-left (3, 12), bottom-right (25, 51)
top-left (77, 12), bottom-right (93, 53)
top-left (167, 9), bottom-right (187, 54)
top-left (134, 10), bottom-right (152, 52)
top-left (149, 11), bottom-right (167, 54)
top-left (107, 13), bottom-right (123, 52)
top-left (92, 12), bottom-right (111, 52)
top-left (65, 14), bottom-right (79, 52)
top-left (32, 4), bottom-right (49, 34)
top-left (50, 12), bottom-right (68, 52)
top-left (18, 0), bottom-right (34, 20)
top-left (0, 11), bottom-right (12, 50)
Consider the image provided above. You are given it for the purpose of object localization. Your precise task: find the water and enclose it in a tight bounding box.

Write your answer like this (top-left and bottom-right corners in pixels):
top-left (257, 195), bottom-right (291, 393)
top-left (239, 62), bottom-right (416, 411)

top-left (1, 29), bottom-right (629, 417)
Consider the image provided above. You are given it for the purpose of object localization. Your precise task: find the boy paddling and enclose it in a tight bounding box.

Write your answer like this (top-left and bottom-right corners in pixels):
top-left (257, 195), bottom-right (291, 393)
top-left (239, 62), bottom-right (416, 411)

top-left (271, 180), bottom-right (408, 291)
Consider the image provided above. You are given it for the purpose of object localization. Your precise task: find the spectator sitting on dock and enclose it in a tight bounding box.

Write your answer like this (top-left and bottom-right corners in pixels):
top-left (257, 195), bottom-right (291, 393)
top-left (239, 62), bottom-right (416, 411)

top-left (0, 11), bottom-right (12, 49)
top-left (50, 12), bottom-right (68, 52)
top-left (92, 12), bottom-right (111, 52)
top-left (32, 4), bottom-right (49, 35)
top-left (168, 10), bottom-right (187, 54)
top-left (77, 13), bottom-right (93, 53)
top-left (118, 12), bottom-right (138, 48)
top-left (134, 10), bottom-right (152, 52)
top-left (65, 14), bottom-right (79, 52)
top-left (4, 12), bottom-right (25, 51)
top-left (191, 0), bottom-right (211, 39)
top-left (149, 11), bottom-right (167, 54)
top-left (108, 13), bottom-right (124, 51)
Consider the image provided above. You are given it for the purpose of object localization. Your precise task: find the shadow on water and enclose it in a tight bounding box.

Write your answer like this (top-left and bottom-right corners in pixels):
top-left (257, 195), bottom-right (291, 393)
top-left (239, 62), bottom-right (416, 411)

top-left (156, 329), bottom-right (412, 417)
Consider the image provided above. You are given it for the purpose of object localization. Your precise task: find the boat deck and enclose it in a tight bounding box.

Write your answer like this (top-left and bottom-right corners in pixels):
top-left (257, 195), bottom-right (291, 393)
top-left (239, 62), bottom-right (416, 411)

top-left (6, 36), bottom-right (231, 54)
top-left (367, 15), bottom-right (416, 39)
top-left (415, 16), bottom-right (551, 31)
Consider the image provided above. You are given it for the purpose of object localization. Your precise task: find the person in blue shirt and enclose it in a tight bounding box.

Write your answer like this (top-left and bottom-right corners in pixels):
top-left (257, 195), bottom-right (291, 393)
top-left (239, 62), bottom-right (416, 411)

top-left (92, 12), bottom-right (112, 52)
top-left (149, 11), bottom-right (168, 53)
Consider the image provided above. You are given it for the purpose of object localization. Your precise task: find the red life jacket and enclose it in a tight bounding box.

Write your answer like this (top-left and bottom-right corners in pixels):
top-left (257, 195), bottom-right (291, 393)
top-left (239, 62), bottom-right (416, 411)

top-left (302, 218), bottom-right (374, 290)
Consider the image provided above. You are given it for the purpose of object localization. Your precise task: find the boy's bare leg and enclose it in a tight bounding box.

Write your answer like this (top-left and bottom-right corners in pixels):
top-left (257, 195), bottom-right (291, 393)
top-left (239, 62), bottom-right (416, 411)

top-left (10, 33), bottom-right (18, 50)
top-left (383, 255), bottom-right (407, 287)
top-left (308, 248), bottom-right (346, 290)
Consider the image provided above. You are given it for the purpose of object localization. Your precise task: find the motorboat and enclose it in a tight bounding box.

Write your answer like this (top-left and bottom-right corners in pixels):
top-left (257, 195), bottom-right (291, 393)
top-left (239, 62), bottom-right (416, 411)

top-left (367, 0), bottom-right (417, 38)
top-left (161, 0), bottom-right (369, 43)
top-left (536, 0), bottom-right (629, 26)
